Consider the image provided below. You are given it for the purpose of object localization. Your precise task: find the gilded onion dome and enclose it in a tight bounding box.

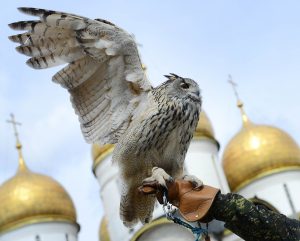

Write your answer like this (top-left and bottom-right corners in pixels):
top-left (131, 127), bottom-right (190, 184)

top-left (194, 110), bottom-right (219, 148)
top-left (99, 216), bottom-right (111, 241)
top-left (222, 101), bottom-right (300, 191)
top-left (194, 110), bottom-right (215, 140)
top-left (0, 117), bottom-right (78, 233)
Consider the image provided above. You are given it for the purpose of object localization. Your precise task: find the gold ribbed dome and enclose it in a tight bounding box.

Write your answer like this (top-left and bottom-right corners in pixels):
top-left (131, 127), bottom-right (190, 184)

top-left (0, 159), bottom-right (77, 233)
top-left (99, 216), bottom-right (111, 241)
top-left (222, 122), bottom-right (300, 192)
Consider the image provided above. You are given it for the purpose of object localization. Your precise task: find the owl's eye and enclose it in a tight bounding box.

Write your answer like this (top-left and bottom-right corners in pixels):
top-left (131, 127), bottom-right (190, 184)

top-left (180, 82), bottom-right (190, 89)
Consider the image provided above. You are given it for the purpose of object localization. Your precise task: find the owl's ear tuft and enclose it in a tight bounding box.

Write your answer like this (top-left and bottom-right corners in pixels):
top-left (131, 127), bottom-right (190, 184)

top-left (164, 73), bottom-right (180, 81)
top-left (170, 73), bottom-right (180, 78)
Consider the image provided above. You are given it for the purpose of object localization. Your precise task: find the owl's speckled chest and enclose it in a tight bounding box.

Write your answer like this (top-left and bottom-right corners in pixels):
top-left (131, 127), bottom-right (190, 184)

top-left (113, 86), bottom-right (200, 179)
top-left (136, 96), bottom-right (200, 174)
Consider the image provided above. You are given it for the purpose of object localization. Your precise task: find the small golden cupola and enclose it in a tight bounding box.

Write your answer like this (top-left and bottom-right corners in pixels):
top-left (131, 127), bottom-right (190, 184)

top-left (194, 111), bottom-right (215, 140)
top-left (194, 110), bottom-right (219, 148)
top-left (222, 78), bottom-right (300, 192)
top-left (0, 114), bottom-right (78, 233)
top-left (99, 216), bottom-right (111, 241)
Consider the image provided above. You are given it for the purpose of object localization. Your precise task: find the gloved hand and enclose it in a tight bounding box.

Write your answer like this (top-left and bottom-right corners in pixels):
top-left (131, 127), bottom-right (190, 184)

top-left (139, 179), bottom-right (220, 223)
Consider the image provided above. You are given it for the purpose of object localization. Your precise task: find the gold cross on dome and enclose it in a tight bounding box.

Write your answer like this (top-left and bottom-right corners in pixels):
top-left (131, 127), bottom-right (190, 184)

top-left (227, 75), bottom-right (250, 125)
top-left (6, 113), bottom-right (22, 146)
top-left (6, 113), bottom-right (28, 171)
top-left (228, 74), bottom-right (241, 102)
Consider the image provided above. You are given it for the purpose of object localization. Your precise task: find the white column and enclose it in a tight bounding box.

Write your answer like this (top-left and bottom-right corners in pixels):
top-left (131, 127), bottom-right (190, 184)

top-left (94, 155), bottom-right (133, 241)
top-left (185, 138), bottom-right (230, 193)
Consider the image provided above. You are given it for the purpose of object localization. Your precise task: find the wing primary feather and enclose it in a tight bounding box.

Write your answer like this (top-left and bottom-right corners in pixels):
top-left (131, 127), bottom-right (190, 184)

top-left (26, 46), bottom-right (84, 69)
top-left (9, 7), bottom-right (153, 145)
top-left (18, 7), bottom-right (55, 17)
top-left (8, 21), bottom-right (39, 31)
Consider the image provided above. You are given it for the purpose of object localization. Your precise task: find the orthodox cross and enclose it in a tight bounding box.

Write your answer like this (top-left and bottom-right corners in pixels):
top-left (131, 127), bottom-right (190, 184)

top-left (6, 113), bottom-right (27, 170)
top-left (228, 74), bottom-right (241, 102)
top-left (227, 75), bottom-right (250, 125)
top-left (6, 113), bottom-right (22, 146)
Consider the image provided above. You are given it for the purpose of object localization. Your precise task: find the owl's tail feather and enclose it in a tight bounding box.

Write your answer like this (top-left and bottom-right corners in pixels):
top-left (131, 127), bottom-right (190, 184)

top-left (120, 184), bottom-right (156, 228)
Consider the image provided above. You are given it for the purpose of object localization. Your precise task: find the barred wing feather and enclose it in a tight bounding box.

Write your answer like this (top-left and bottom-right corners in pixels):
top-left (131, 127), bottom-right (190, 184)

top-left (9, 7), bottom-right (152, 144)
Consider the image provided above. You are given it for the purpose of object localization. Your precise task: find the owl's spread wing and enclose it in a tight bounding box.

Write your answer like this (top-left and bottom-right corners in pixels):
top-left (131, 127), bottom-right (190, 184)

top-left (9, 7), bottom-right (152, 144)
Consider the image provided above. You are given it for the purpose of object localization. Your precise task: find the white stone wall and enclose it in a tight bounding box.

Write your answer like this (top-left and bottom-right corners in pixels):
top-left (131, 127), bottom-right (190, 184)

top-left (185, 138), bottom-right (230, 193)
top-left (0, 222), bottom-right (78, 241)
top-left (95, 156), bottom-right (132, 241)
top-left (238, 169), bottom-right (300, 218)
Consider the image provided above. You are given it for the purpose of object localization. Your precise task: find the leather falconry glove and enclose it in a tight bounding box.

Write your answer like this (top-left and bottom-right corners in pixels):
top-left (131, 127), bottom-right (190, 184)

top-left (139, 179), bottom-right (220, 223)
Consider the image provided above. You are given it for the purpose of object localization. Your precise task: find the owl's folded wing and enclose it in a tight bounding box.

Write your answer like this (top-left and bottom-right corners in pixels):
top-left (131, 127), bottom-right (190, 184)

top-left (9, 7), bottom-right (152, 144)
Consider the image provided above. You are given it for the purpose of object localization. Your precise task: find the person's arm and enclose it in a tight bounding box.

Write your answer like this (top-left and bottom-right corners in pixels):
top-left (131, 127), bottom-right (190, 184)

top-left (211, 192), bottom-right (300, 241)
top-left (140, 179), bottom-right (300, 241)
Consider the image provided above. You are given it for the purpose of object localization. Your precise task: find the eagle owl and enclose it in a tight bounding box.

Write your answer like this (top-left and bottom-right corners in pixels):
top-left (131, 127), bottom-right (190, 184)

top-left (9, 7), bottom-right (202, 227)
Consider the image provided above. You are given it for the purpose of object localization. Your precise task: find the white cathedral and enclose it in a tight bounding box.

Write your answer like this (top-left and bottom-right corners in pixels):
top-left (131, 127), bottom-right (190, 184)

top-left (1, 95), bottom-right (300, 241)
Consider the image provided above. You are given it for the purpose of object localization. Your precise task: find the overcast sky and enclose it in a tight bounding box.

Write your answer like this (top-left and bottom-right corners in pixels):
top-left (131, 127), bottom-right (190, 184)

top-left (1, 1), bottom-right (300, 241)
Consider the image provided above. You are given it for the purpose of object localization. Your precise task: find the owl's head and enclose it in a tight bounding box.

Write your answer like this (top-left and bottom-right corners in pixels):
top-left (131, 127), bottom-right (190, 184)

top-left (163, 73), bottom-right (201, 103)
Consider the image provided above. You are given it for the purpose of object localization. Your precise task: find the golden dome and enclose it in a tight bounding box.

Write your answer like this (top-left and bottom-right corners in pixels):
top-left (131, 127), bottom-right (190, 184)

top-left (99, 216), bottom-right (111, 241)
top-left (194, 110), bottom-right (219, 148)
top-left (92, 144), bottom-right (114, 172)
top-left (0, 158), bottom-right (78, 233)
top-left (222, 122), bottom-right (300, 191)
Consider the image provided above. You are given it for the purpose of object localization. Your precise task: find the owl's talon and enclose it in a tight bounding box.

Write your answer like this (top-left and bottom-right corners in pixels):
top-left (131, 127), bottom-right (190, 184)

top-left (142, 167), bottom-right (172, 188)
top-left (168, 176), bottom-right (174, 183)
top-left (182, 174), bottom-right (203, 188)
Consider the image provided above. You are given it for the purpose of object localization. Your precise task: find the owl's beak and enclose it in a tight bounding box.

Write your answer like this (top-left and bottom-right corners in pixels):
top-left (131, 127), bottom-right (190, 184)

top-left (188, 92), bottom-right (201, 103)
